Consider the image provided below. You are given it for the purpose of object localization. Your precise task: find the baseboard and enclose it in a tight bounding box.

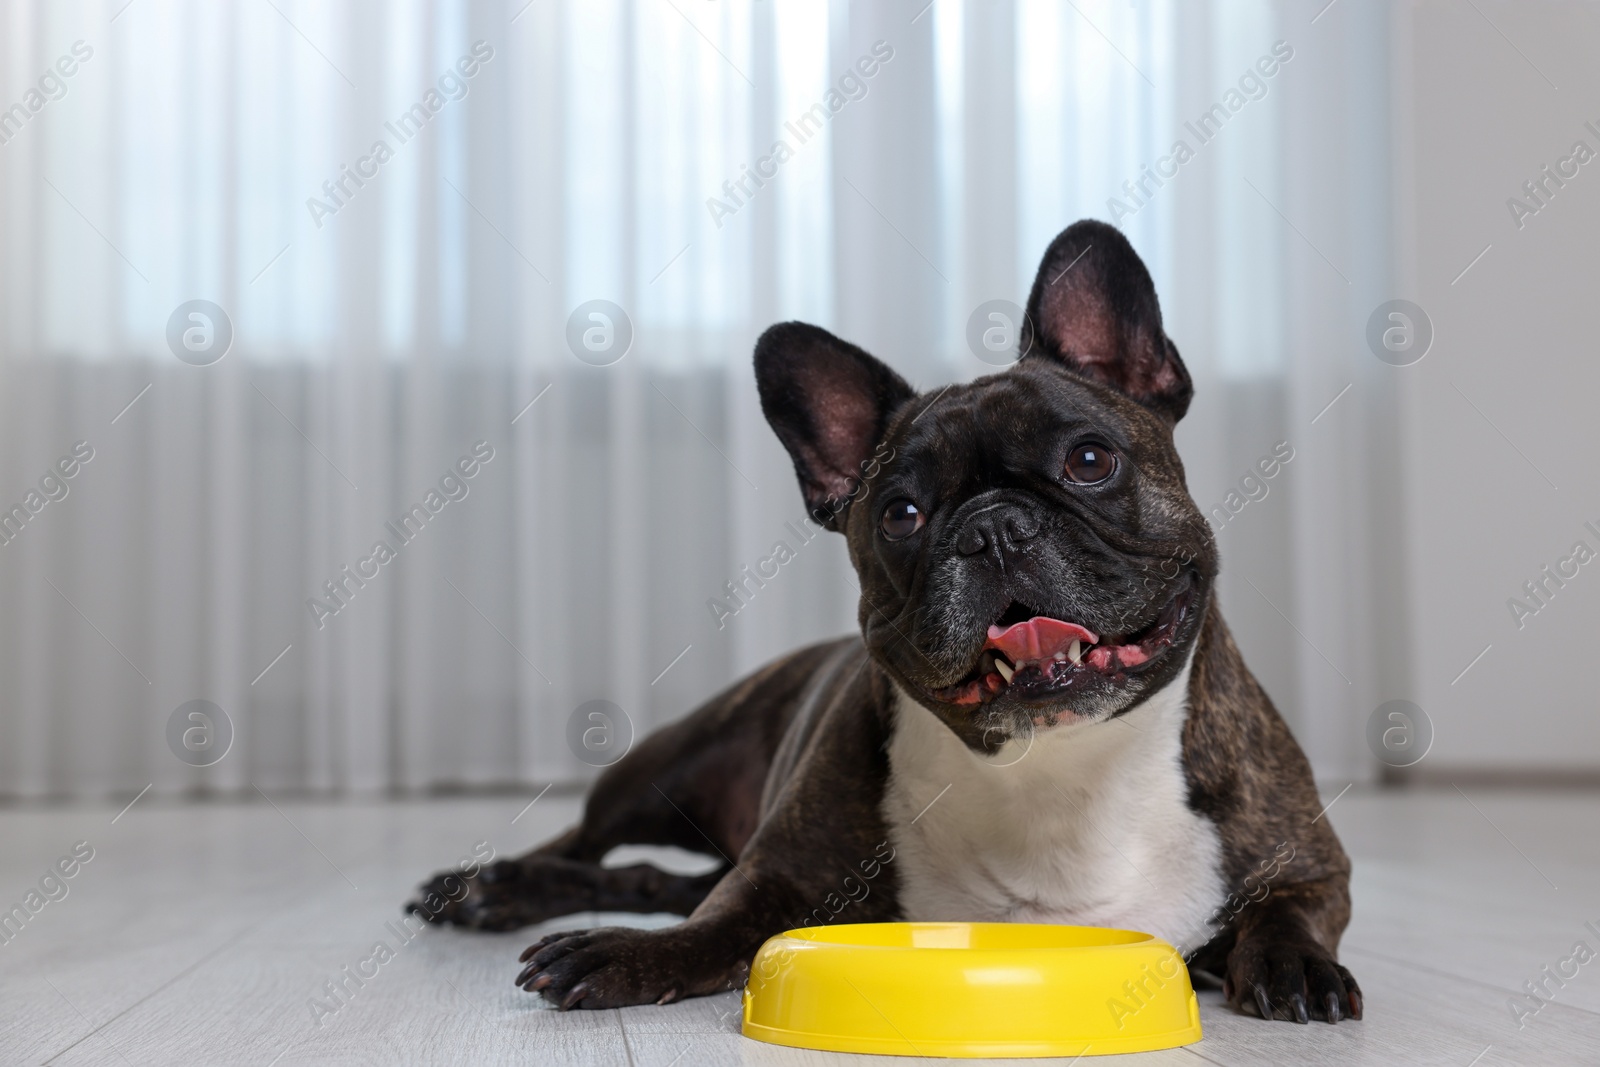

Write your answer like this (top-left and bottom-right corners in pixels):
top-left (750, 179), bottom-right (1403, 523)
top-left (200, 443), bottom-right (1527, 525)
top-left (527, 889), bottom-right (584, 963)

top-left (1384, 766), bottom-right (1600, 790)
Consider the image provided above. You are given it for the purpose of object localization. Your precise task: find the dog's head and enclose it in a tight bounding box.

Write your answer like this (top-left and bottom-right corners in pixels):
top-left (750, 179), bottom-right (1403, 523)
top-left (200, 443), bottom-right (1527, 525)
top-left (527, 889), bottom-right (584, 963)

top-left (755, 220), bottom-right (1217, 750)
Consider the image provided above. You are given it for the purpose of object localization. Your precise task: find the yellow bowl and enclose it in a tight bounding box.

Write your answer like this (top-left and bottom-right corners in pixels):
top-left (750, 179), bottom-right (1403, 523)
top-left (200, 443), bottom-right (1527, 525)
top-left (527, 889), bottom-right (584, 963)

top-left (742, 922), bottom-right (1201, 1059)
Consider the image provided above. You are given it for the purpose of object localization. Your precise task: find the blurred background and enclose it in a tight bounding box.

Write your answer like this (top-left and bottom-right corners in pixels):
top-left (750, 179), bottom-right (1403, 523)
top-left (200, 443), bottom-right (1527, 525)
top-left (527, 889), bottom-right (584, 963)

top-left (0, 0), bottom-right (1592, 804)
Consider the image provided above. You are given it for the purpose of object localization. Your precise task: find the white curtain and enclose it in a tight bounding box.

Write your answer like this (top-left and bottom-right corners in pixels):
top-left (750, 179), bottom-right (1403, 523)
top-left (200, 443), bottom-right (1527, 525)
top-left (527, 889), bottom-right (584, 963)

top-left (0, 0), bottom-right (1397, 800)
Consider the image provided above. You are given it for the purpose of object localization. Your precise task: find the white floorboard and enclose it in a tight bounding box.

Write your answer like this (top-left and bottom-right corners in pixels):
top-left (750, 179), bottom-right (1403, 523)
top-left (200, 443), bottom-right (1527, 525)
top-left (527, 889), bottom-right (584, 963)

top-left (1, 787), bottom-right (1595, 1065)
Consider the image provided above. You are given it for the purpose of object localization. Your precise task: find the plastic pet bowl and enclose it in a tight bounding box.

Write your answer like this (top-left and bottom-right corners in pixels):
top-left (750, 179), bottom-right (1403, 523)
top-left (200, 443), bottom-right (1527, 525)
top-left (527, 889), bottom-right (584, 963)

top-left (741, 922), bottom-right (1201, 1058)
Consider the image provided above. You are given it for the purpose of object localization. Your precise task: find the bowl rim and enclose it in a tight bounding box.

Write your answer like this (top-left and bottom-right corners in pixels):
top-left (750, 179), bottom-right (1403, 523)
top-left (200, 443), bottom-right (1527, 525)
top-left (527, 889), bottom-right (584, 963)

top-left (772, 920), bottom-right (1164, 952)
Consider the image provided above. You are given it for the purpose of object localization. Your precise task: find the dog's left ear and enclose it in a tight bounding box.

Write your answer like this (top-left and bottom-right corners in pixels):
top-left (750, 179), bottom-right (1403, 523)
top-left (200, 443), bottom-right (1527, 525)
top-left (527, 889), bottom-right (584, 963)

top-left (1020, 219), bottom-right (1193, 423)
top-left (754, 322), bottom-right (915, 531)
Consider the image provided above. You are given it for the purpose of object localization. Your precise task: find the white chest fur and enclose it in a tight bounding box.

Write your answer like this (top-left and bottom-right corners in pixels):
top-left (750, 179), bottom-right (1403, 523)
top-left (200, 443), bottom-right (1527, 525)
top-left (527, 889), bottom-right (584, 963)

top-left (884, 659), bottom-right (1226, 955)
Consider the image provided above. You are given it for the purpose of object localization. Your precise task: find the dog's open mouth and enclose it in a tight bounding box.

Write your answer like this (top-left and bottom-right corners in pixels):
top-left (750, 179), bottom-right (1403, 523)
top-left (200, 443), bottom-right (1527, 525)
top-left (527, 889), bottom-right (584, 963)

top-left (929, 587), bottom-right (1193, 707)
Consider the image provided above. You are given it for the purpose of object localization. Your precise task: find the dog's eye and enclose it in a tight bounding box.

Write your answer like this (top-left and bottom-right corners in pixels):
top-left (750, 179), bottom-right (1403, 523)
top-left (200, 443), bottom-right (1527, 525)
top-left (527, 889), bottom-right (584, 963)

top-left (880, 500), bottom-right (925, 540)
top-left (1064, 442), bottom-right (1116, 484)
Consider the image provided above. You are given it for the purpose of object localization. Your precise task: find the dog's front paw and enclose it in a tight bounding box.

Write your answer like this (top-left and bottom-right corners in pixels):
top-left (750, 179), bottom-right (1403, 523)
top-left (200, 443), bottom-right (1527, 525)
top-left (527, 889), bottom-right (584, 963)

top-left (515, 926), bottom-right (743, 1009)
top-left (1224, 936), bottom-right (1362, 1024)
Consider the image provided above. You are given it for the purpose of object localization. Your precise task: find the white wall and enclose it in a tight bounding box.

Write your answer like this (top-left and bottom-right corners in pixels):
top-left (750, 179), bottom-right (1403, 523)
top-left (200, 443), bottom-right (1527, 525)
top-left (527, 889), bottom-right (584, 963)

top-left (1399, 0), bottom-right (1600, 775)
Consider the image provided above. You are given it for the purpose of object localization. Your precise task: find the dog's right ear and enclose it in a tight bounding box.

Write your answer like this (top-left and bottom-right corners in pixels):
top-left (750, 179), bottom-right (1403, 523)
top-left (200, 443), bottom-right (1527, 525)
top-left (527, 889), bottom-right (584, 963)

top-left (754, 322), bottom-right (915, 531)
top-left (1020, 219), bottom-right (1193, 423)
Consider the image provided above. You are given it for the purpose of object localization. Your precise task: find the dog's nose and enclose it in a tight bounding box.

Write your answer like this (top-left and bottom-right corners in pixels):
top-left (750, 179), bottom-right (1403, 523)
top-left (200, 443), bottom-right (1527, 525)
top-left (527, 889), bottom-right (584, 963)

top-left (956, 506), bottom-right (1040, 564)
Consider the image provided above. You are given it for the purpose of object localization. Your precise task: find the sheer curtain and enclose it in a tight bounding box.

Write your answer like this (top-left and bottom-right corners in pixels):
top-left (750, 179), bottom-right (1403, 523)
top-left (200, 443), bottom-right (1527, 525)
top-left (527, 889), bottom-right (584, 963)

top-left (0, 0), bottom-right (1397, 801)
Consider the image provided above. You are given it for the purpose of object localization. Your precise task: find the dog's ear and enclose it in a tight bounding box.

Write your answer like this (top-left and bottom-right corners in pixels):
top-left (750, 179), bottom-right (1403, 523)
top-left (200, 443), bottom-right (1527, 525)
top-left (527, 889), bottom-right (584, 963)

top-left (1019, 219), bottom-right (1193, 423)
top-left (754, 322), bottom-right (915, 531)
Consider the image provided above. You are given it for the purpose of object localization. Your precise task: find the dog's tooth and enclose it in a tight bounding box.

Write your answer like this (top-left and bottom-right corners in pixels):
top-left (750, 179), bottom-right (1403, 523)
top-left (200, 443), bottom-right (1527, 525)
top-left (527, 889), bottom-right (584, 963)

top-left (1068, 639), bottom-right (1082, 665)
top-left (994, 658), bottom-right (1014, 684)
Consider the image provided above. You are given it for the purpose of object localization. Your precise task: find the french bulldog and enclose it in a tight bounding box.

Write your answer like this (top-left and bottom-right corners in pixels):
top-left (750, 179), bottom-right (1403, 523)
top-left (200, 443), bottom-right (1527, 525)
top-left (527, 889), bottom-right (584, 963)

top-left (408, 219), bottom-right (1360, 1025)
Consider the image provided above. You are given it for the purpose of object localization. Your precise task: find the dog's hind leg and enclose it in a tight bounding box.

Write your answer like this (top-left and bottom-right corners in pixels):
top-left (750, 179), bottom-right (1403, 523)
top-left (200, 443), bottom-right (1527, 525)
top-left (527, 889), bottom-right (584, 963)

top-left (410, 844), bottom-right (731, 932)
top-left (407, 639), bottom-right (853, 932)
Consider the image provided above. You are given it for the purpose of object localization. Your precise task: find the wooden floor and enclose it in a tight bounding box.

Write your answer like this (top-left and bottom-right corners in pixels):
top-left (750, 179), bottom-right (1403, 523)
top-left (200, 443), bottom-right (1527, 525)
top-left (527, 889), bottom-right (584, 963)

top-left (2, 786), bottom-right (1597, 1066)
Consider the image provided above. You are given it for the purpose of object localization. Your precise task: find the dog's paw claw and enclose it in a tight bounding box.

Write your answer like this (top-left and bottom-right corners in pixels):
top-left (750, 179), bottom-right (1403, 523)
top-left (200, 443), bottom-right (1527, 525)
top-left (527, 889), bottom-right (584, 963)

top-left (515, 926), bottom-right (724, 1010)
top-left (1228, 939), bottom-right (1360, 1024)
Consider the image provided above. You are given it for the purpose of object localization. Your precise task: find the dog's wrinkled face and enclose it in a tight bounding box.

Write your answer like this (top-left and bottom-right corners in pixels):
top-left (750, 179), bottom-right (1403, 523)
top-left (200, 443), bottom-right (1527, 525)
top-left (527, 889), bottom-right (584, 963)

top-left (756, 220), bottom-right (1218, 751)
top-left (853, 360), bottom-right (1215, 744)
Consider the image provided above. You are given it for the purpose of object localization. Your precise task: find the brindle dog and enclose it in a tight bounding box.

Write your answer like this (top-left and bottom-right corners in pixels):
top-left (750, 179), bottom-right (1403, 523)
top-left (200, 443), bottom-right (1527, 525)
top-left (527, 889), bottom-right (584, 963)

top-left (409, 220), bottom-right (1360, 1026)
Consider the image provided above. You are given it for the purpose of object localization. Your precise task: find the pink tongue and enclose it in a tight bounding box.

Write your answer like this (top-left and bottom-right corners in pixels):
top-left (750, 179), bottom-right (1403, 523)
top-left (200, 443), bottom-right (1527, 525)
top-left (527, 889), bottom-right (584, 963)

top-left (984, 617), bottom-right (1099, 664)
